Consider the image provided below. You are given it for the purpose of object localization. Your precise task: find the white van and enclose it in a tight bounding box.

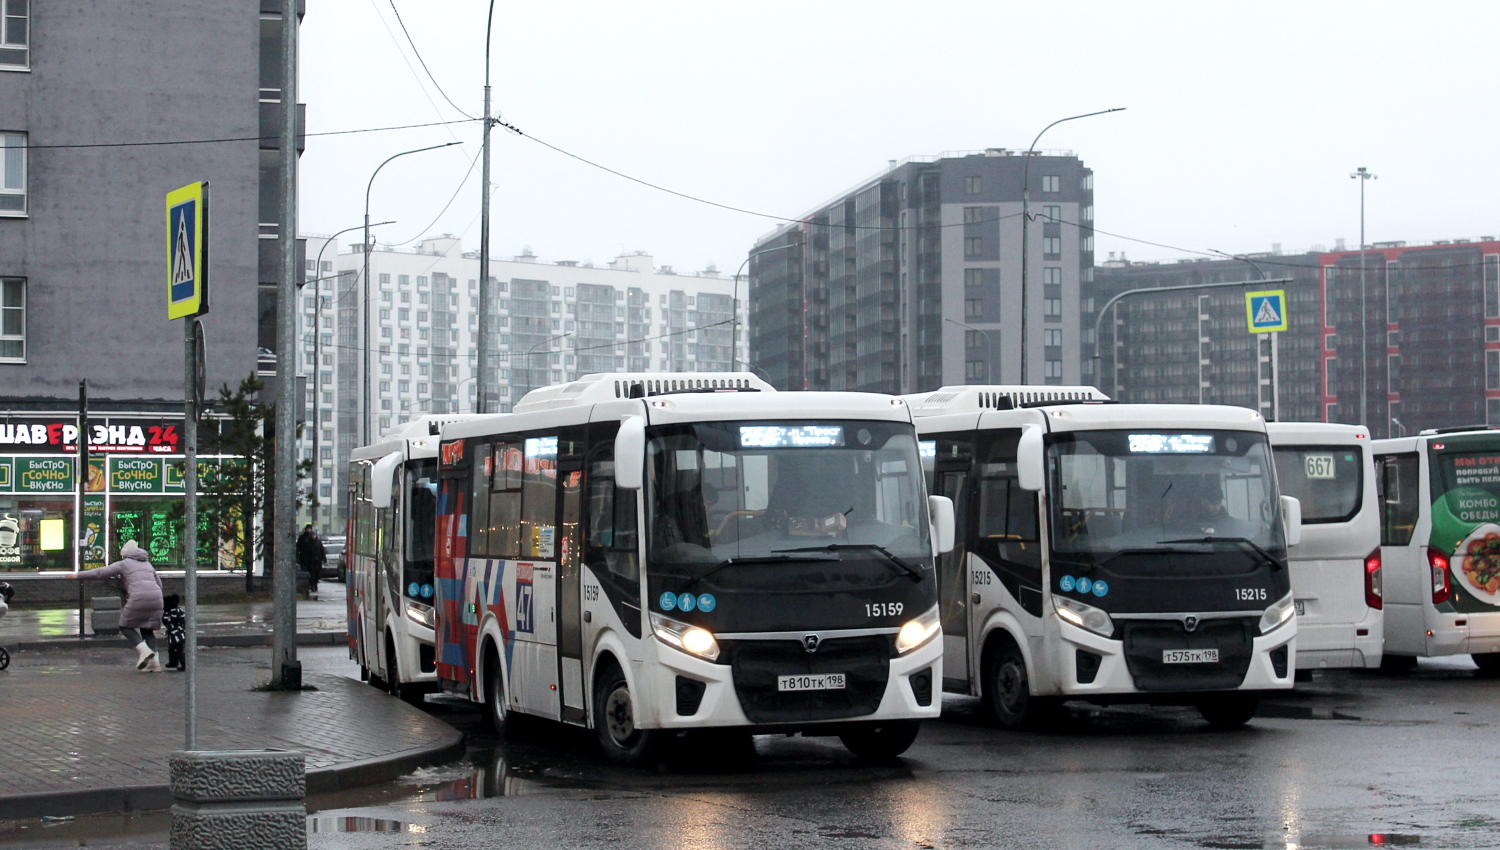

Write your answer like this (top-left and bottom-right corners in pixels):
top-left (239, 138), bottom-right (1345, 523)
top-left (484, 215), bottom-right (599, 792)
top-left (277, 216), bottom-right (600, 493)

top-left (1267, 423), bottom-right (1383, 673)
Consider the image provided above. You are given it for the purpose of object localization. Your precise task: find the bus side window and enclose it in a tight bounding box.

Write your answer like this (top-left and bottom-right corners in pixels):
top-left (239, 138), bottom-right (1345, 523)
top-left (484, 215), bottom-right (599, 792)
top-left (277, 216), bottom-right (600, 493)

top-left (975, 430), bottom-right (1043, 616)
top-left (588, 459), bottom-right (640, 583)
top-left (489, 440), bottom-right (524, 559)
top-left (469, 442), bottom-right (492, 556)
top-left (1379, 453), bottom-right (1419, 546)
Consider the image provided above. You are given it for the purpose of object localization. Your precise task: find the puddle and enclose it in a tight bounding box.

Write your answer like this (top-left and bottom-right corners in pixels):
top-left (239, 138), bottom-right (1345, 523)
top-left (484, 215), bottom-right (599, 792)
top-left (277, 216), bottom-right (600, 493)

top-left (308, 816), bottom-right (426, 833)
top-left (1195, 835), bottom-right (1421, 849)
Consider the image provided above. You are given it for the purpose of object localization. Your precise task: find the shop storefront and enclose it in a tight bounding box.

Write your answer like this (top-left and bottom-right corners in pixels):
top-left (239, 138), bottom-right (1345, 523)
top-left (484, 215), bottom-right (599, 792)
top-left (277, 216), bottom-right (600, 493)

top-left (0, 416), bottom-right (243, 572)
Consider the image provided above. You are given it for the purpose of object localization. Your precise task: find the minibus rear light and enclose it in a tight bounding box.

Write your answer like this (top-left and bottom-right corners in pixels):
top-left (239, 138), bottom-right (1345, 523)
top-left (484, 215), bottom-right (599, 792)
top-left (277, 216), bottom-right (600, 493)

top-left (1364, 549), bottom-right (1383, 610)
top-left (1426, 547), bottom-right (1452, 605)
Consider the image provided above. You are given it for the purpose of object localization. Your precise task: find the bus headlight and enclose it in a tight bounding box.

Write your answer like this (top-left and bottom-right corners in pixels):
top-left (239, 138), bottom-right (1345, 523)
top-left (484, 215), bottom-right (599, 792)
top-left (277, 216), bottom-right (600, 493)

top-left (1053, 595), bottom-right (1114, 638)
top-left (404, 600), bottom-right (435, 629)
top-left (651, 612), bottom-right (720, 662)
top-left (1259, 592), bottom-right (1296, 635)
top-left (895, 605), bottom-right (942, 655)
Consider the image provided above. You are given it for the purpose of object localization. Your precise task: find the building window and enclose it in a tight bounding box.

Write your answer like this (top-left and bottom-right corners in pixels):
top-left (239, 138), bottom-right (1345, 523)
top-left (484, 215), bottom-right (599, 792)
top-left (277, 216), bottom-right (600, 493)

top-left (964, 268), bottom-right (982, 288)
top-left (1041, 175), bottom-right (1060, 192)
top-left (0, 276), bottom-right (23, 360)
top-left (1042, 237), bottom-right (1061, 256)
top-left (1043, 267), bottom-right (1062, 285)
top-left (379, 309), bottom-right (390, 321)
top-left (379, 273), bottom-right (391, 286)
top-left (965, 299), bottom-right (983, 319)
top-left (965, 360), bottom-right (986, 380)
top-left (1082, 328), bottom-right (1096, 344)
top-left (379, 381), bottom-right (390, 393)
top-left (417, 311), bottom-right (428, 323)
top-left (1044, 360), bottom-right (1063, 378)
top-left (1042, 205), bottom-right (1061, 221)
top-left (964, 176), bottom-right (982, 195)
top-left (965, 237), bottom-right (982, 257)
top-left (398, 308), bottom-right (410, 322)
top-left (1, 132), bottom-right (25, 215)
top-left (966, 330), bottom-right (985, 349)
top-left (1043, 298), bottom-right (1062, 318)
top-left (1044, 329), bottom-right (1062, 347)
top-left (1081, 297), bottom-right (1095, 313)
top-left (0, 1), bottom-right (28, 68)
top-left (963, 206), bottom-right (983, 224)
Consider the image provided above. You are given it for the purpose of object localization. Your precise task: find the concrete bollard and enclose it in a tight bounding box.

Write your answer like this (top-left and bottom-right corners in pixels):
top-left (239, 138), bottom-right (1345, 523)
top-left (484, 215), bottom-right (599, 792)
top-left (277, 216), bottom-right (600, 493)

top-left (90, 596), bottom-right (120, 635)
top-left (169, 750), bottom-right (306, 850)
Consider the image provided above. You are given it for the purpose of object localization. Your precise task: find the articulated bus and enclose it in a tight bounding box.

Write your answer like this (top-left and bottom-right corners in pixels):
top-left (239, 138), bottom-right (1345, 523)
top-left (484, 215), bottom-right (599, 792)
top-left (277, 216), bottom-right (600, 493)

top-left (433, 373), bottom-right (953, 764)
top-left (909, 386), bottom-right (1301, 730)
top-left (347, 414), bottom-right (489, 702)
top-left (1373, 427), bottom-right (1500, 673)
top-left (1267, 422), bottom-right (1383, 674)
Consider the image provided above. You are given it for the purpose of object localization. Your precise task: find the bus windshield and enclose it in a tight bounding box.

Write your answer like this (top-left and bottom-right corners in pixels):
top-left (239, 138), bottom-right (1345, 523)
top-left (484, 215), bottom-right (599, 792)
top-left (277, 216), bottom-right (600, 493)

top-left (1049, 430), bottom-right (1285, 563)
top-left (1272, 445), bottom-right (1364, 524)
top-left (646, 420), bottom-right (932, 579)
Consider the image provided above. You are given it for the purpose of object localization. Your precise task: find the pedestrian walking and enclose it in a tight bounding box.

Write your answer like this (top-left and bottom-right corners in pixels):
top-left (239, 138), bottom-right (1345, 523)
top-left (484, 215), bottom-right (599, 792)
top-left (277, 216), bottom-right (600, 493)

top-left (296, 524), bottom-right (325, 595)
top-left (162, 593), bottom-right (187, 671)
top-left (73, 541), bottom-right (163, 672)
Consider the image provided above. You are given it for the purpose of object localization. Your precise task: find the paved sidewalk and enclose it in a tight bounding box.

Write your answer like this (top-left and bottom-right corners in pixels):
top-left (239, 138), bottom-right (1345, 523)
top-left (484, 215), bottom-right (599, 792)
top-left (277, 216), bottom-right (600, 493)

top-left (0, 587), bottom-right (463, 820)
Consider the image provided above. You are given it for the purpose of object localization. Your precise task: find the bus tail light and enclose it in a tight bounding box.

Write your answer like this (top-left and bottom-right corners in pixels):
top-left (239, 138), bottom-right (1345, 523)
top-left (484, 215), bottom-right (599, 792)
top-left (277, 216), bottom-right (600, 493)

top-left (1426, 547), bottom-right (1452, 605)
top-left (1364, 549), bottom-right (1383, 610)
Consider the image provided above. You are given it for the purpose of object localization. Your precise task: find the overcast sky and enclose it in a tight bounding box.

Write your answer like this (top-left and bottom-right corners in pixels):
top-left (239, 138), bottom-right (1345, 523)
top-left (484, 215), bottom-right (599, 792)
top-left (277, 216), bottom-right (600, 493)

top-left (300, 1), bottom-right (1499, 273)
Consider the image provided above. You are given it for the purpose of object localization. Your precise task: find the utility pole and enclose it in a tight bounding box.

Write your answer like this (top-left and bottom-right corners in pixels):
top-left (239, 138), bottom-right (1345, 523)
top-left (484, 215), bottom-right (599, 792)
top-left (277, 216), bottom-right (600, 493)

top-left (476, 1), bottom-right (496, 413)
top-left (1352, 167), bottom-right (1377, 431)
top-left (272, 0), bottom-right (300, 689)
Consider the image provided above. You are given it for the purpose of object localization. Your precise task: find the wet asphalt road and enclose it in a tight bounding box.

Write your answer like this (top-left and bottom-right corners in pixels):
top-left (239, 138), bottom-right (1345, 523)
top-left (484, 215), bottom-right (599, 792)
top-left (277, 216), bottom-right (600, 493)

top-left (6, 651), bottom-right (1499, 850)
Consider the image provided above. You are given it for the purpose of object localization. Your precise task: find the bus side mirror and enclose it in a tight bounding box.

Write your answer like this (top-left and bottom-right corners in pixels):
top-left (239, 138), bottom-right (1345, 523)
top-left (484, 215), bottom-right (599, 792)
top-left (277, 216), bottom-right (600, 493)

top-left (371, 451), bottom-right (402, 510)
top-left (1280, 495), bottom-right (1303, 547)
top-left (1017, 426), bottom-right (1045, 492)
top-left (928, 495), bottom-right (955, 555)
top-left (615, 417), bottom-right (646, 490)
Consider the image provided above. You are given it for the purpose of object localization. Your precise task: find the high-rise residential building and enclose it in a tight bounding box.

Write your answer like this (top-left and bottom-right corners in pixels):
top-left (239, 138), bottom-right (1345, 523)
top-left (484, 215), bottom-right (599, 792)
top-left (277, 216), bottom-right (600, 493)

top-left (0, 2), bottom-right (302, 572)
top-left (1087, 237), bottom-right (1500, 437)
top-left (299, 238), bottom-right (745, 529)
top-left (748, 149), bottom-right (1094, 393)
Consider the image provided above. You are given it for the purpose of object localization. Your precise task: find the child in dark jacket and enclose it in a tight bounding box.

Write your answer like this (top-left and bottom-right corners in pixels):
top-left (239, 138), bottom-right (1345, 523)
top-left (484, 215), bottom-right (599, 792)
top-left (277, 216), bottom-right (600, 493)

top-left (162, 594), bottom-right (187, 671)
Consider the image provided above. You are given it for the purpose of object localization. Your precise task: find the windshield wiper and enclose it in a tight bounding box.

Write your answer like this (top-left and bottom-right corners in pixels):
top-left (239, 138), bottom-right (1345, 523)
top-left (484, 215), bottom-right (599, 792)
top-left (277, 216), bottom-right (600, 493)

top-left (683, 552), bottom-right (839, 590)
top-left (773, 543), bottom-right (926, 582)
top-left (1156, 536), bottom-right (1282, 569)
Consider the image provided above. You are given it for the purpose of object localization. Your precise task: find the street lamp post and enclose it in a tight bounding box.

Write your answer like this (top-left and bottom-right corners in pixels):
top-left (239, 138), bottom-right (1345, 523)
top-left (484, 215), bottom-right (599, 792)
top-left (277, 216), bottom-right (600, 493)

top-left (1351, 167), bottom-right (1377, 431)
top-left (362, 142), bottom-right (462, 446)
top-left (733, 242), bottom-right (801, 371)
top-left (526, 332), bottom-right (571, 393)
top-left (477, 0), bottom-right (498, 416)
top-left (944, 317), bottom-right (994, 383)
top-left (303, 222), bottom-right (390, 531)
top-left (1019, 108), bottom-right (1125, 385)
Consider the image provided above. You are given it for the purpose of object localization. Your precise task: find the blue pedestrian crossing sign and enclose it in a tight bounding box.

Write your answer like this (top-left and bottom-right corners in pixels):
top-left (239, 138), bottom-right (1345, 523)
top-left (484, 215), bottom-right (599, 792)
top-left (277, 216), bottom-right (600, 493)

top-left (166, 182), bottom-right (209, 320)
top-left (1245, 290), bottom-right (1287, 334)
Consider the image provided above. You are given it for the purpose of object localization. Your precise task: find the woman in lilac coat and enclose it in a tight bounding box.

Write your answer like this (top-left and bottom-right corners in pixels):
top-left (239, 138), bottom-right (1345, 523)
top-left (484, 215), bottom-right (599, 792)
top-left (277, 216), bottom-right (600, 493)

top-left (76, 541), bottom-right (164, 672)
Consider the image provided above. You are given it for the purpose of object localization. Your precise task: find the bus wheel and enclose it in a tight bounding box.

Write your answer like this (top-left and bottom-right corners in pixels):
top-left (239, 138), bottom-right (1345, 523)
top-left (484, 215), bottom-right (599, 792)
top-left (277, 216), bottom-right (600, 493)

top-left (594, 663), bottom-right (667, 766)
top-left (1198, 696), bottom-right (1258, 729)
top-left (839, 721), bottom-right (920, 761)
top-left (484, 652), bottom-right (510, 734)
top-left (1472, 653), bottom-right (1500, 676)
top-left (386, 636), bottom-right (423, 706)
top-left (986, 641), bottom-right (1052, 730)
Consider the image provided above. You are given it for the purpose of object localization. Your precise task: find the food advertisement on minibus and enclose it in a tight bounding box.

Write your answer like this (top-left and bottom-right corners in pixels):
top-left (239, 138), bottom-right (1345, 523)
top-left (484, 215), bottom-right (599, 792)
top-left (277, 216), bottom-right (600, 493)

top-left (1432, 444), bottom-right (1500, 610)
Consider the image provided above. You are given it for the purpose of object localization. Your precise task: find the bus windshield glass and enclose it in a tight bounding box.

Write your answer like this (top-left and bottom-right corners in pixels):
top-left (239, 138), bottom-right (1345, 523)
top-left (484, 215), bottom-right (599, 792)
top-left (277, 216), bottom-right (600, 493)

top-left (1049, 430), bottom-right (1285, 564)
top-left (1272, 446), bottom-right (1363, 524)
top-left (646, 420), bottom-right (932, 581)
top-left (404, 458), bottom-right (437, 603)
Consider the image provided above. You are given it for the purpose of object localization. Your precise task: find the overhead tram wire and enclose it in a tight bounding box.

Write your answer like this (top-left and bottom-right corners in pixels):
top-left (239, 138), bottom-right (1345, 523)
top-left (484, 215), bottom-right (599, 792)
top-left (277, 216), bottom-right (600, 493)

top-left (18, 118), bottom-right (478, 150)
top-left (385, 0), bottom-right (477, 121)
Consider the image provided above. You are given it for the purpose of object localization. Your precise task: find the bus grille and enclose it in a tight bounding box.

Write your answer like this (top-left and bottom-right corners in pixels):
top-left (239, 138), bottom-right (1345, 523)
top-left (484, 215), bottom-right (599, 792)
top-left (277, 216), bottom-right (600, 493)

top-left (1120, 618), bottom-right (1256, 692)
top-left (726, 636), bottom-right (890, 724)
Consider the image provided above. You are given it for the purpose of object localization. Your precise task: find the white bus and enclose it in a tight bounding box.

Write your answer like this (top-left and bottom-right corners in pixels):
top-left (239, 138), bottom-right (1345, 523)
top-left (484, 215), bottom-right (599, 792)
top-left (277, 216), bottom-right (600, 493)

top-left (1267, 422), bottom-right (1383, 675)
top-left (433, 373), bottom-right (952, 764)
top-left (1373, 427), bottom-right (1500, 673)
top-left (910, 386), bottom-right (1301, 729)
top-left (347, 414), bottom-right (490, 702)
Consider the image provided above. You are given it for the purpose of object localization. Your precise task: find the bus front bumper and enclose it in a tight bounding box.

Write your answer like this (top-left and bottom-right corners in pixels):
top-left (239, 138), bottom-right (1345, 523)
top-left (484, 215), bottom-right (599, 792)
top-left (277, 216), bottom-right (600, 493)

top-left (1049, 616), bottom-right (1296, 698)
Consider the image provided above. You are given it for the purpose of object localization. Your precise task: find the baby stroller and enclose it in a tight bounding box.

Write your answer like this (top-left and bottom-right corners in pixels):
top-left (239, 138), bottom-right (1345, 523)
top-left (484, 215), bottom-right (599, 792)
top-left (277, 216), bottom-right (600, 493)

top-left (0, 581), bottom-right (12, 670)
